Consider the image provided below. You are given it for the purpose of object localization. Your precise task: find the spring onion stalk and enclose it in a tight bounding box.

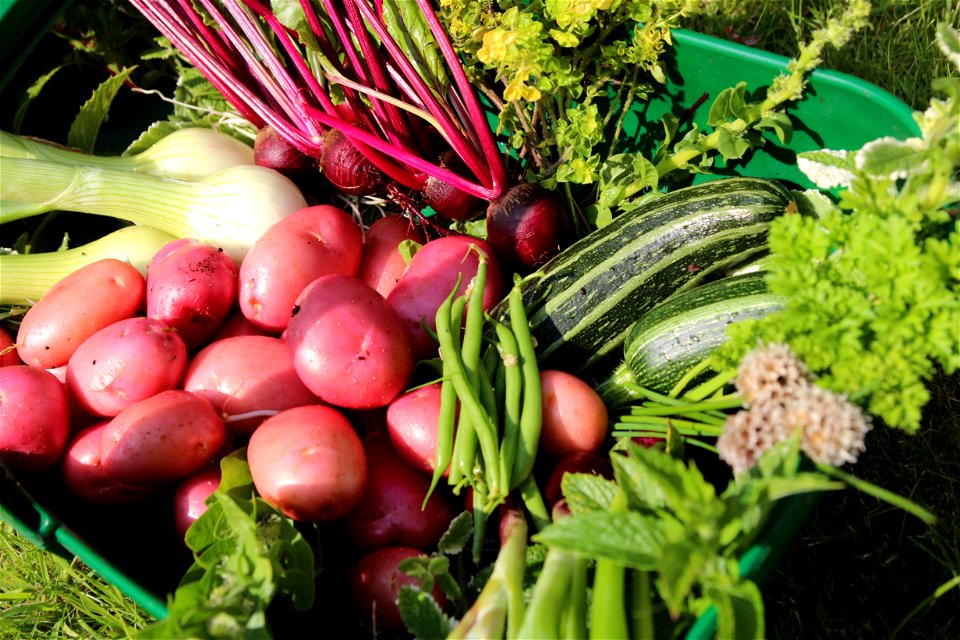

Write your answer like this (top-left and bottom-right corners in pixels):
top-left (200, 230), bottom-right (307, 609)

top-left (0, 157), bottom-right (307, 263)
top-left (589, 492), bottom-right (630, 640)
top-left (448, 504), bottom-right (528, 640)
top-left (0, 128), bottom-right (254, 180)
top-left (0, 225), bottom-right (176, 306)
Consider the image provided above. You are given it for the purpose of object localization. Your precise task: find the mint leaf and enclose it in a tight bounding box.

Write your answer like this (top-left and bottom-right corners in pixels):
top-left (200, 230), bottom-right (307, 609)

top-left (398, 586), bottom-right (456, 640)
top-left (560, 472), bottom-right (619, 514)
top-left (532, 511), bottom-right (670, 569)
top-left (67, 66), bottom-right (136, 153)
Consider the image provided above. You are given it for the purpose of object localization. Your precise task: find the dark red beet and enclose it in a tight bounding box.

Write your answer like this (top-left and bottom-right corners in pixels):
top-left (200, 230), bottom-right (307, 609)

top-left (320, 128), bottom-right (383, 196)
top-left (254, 125), bottom-right (315, 179)
top-left (485, 183), bottom-right (572, 271)
top-left (422, 151), bottom-right (486, 221)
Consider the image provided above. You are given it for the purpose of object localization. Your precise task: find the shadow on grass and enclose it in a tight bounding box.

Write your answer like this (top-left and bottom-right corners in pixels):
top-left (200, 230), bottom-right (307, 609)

top-left (764, 371), bottom-right (960, 639)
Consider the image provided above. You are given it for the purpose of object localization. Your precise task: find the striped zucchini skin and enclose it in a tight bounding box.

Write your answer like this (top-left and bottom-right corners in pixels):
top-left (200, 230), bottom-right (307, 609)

top-left (507, 177), bottom-right (793, 373)
top-left (624, 271), bottom-right (785, 393)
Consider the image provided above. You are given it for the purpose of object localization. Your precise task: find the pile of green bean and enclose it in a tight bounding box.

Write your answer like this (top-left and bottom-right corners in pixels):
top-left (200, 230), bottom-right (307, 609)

top-left (427, 249), bottom-right (551, 560)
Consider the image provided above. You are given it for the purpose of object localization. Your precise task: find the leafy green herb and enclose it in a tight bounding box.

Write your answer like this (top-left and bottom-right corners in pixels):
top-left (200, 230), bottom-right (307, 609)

top-left (711, 23), bottom-right (960, 432)
top-left (138, 451), bottom-right (316, 640)
top-left (534, 438), bottom-right (841, 636)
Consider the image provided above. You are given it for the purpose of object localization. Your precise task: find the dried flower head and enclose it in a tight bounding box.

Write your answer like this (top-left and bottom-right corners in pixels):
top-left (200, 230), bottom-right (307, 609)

top-left (716, 402), bottom-right (790, 475)
top-left (735, 342), bottom-right (812, 406)
top-left (784, 384), bottom-right (872, 467)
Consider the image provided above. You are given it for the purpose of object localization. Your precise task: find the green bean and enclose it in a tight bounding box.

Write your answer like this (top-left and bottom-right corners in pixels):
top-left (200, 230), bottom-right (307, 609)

top-left (425, 372), bottom-right (458, 507)
top-left (508, 284), bottom-right (542, 489)
top-left (434, 277), bottom-right (473, 485)
top-left (492, 319), bottom-right (522, 492)
top-left (437, 264), bottom-right (501, 501)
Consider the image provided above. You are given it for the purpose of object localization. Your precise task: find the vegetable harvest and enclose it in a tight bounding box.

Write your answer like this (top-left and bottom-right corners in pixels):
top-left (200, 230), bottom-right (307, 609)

top-left (0, 2), bottom-right (956, 640)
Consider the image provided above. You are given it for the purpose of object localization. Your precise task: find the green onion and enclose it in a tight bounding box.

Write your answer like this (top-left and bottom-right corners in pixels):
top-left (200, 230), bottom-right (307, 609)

top-left (0, 225), bottom-right (176, 306)
top-left (1, 157), bottom-right (306, 263)
top-left (1, 128), bottom-right (254, 180)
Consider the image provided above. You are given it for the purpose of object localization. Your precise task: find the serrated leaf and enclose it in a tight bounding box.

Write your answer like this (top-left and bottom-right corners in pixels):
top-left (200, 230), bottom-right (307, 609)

top-left (532, 511), bottom-right (670, 569)
top-left (13, 65), bottom-right (64, 133)
top-left (656, 540), bottom-right (710, 617)
top-left (615, 442), bottom-right (716, 515)
top-left (399, 586), bottom-right (457, 640)
top-left (560, 472), bottom-right (619, 514)
top-left (607, 451), bottom-right (666, 511)
top-left (122, 120), bottom-right (182, 155)
top-left (855, 136), bottom-right (926, 180)
top-left (438, 510), bottom-right (473, 554)
top-left (67, 66), bottom-right (136, 153)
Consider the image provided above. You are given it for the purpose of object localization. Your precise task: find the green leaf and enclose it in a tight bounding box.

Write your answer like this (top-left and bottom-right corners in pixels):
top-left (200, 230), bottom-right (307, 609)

top-left (704, 579), bottom-right (765, 640)
top-left (532, 511), bottom-right (671, 569)
top-left (655, 540), bottom-right (710, 618)
top-left (382, 0), bottom-right (449, 93)
top-left (707, 83), bottom-right (748, 126)
top-left (438, 510), bottom-right (473, 555)
top-left (13, 64), bottom-right (64, 133)
top-left (560, 472), bottom-right (619, 514)
top-left (790, 188), bottom-right (838, 219)
top-left (397, 238), bottom-right (423, 266)
top-left (67, 66), bottom-right (136, 153)
top-left (614, 442), bottom-right (716, 515)
top-left (937, 22), bottom-right (960, 69)
top-left (756, 111), bottom-right (793, 144)
top-left (398, 586), bottom-right (457, 640)
top-left (855, 136), bottom-right (925, 180)
top-left (715, 127), bottom-right (752, 160)
top-left (595, 153), bottom-right (658, 209)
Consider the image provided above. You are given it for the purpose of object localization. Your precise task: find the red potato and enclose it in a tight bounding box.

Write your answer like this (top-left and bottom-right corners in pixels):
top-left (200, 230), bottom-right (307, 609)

top-left (210, 310), bottom-right (271, 341)
top-left (386, 382), bottom-right (449, 476)
top-left (182, 335), bottom-right (321, 436)
top-left (348, 546), bottom-right (449, 635)
top-left (66, 316), bottom-right (188, 417)
top-left (16, 259), bottom-right (145, 369)
top-left (173, 466), bottom-right (222, 541)
top-left (1, 326), bottom-right (21, 366)
top-left (147, 239), bottom-right (240, 350)
top-left (247, 404), bottom-right (366, 521)
top-left (285, 274), bottom-right (414, 410)
top-left (538, 369), bottom-right (610, 457)
top-left (238, 204), bottom-right (364, 333)
top-left (61, 421), bottom-right (163, 506)
top-left (385, 235), bottom-right (505, 361)
top-left (357, 215), bottom-right (425, 298)
top-left (99, 390), bottom-right (226, 483)
top-left (46, 364), bottom-right (97, 435)
top-left (341, 432), bottom-right (455, 551)
top-left (0, 365), bottom-right (70, 472)
top-left (544, 451), bottom-right (614, 509)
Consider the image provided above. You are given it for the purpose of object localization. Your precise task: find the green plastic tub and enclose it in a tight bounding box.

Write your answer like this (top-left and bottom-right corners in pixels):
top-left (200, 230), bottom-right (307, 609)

top-left (0, 7), bottom-right (921, 637)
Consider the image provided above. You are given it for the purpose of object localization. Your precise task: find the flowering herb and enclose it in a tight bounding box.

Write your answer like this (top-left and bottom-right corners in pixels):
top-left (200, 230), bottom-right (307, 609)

top-left (711, 23), bottom-right (960, 433)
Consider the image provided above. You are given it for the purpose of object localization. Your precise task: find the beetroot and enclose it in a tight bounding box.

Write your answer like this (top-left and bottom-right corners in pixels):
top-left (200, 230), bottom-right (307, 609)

top-left (254, 125), bottom-right (315, 179)
top-left (485, 183), bottom-right (573, 271)
top-left (320, 128), bottom-right (383, 196)
top-left (422, 151), bottom-right (486, 221)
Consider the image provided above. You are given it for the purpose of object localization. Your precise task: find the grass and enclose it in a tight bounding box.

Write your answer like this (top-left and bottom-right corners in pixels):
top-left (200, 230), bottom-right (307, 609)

top-left (1, 0), bottom-right (957, 638)
top-left (0, 523), bottom-right (150, 639)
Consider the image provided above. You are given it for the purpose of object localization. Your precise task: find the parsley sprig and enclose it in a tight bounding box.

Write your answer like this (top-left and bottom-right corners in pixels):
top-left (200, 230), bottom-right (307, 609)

top-left (712, 23), bottom-right (960, 432)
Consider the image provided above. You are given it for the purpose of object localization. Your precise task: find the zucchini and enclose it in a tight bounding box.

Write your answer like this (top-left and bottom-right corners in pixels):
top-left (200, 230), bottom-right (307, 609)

top-left (498, 177), bottom-right (793, 373)
top-left (596, 271), bottom-right (784, 407)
